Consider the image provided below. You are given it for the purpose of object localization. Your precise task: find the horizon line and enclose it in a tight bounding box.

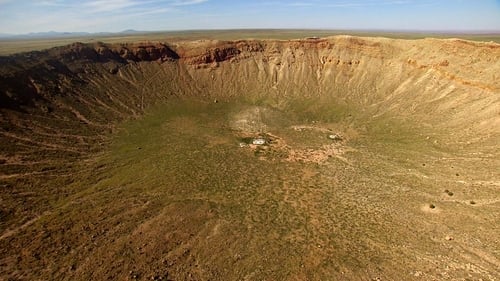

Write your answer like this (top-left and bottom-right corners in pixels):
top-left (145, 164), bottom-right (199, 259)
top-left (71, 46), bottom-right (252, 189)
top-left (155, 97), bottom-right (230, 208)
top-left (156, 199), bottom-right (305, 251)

top-left (1, 28), bottom-right (500, 36)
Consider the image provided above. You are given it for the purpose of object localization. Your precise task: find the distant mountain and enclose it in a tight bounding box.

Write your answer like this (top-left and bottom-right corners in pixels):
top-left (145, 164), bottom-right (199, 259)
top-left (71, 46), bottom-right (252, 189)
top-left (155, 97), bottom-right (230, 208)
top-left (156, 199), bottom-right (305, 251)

top-left (0, 30), bottom-right (147, 39)
top-left (120, 29), bottom-right (144, 34)
top-left (31, 31), bottom-right (91, 37)
top-left (0, 33), bottom-right (14, 38)
top-left (0, 31), bottom-right (88, 39)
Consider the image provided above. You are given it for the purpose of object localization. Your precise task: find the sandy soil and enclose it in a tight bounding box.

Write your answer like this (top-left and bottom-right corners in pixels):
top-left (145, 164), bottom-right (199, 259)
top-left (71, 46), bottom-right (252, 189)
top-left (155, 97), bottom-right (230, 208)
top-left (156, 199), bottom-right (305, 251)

top-left (0, 36), bottom-right (499, 280)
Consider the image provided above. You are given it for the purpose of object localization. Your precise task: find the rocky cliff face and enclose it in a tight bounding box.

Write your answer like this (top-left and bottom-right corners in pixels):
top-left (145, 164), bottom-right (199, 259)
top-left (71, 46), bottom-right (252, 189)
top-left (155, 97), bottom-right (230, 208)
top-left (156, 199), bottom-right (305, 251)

top-left (0, 36), bottom-right (499, 281)
top-left (0, 36), bottom-right (498, 164)
top-left (0, 36), bottom-right (498, 169)
top-left (56, 42), bottom-right (180, 62)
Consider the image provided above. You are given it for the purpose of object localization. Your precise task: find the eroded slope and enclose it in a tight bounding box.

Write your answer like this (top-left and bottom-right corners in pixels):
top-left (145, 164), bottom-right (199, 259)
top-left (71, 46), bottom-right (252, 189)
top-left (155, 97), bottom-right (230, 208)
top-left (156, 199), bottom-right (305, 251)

top-left (0, 36), bottom-right (499, 280)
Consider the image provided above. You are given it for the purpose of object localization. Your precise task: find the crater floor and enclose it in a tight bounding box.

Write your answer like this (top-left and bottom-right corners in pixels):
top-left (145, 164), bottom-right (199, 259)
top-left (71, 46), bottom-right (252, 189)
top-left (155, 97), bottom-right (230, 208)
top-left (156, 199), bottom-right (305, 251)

top-left (0, 36), bottom-right (499, 280)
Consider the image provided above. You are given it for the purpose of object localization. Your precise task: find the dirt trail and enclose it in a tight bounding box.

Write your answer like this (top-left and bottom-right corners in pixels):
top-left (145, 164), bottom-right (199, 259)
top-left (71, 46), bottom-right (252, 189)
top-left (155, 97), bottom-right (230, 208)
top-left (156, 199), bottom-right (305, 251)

top-left (0, 212), bottom-right (50, 241)
top-left (0, 36), bottom-right (498, 280)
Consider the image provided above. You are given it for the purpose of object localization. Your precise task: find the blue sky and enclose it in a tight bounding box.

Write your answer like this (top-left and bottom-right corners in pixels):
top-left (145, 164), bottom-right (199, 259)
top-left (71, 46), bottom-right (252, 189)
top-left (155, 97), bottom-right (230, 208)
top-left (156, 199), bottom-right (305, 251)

top-left (0, 0), bottom-right (499, 34)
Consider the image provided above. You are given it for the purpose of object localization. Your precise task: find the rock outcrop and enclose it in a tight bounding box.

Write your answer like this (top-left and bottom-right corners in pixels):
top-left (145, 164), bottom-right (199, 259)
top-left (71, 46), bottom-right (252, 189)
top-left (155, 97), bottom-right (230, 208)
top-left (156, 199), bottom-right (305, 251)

top-left (0, 35), bottom-right (499, 281)
top-left (0, 36), bottom-right (498, 170)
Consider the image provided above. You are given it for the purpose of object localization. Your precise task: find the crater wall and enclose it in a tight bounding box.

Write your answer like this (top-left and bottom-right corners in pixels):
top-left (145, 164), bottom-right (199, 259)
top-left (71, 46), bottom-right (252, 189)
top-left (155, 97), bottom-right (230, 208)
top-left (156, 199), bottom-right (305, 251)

top-left (0, 35), bottom-right (499, 231)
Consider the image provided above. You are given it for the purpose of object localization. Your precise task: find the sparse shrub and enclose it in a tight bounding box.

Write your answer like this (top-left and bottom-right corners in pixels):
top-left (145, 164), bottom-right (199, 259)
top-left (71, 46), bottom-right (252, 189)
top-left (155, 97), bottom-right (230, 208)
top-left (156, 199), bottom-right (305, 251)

top-left (240, 137), bottom-right (253, 144)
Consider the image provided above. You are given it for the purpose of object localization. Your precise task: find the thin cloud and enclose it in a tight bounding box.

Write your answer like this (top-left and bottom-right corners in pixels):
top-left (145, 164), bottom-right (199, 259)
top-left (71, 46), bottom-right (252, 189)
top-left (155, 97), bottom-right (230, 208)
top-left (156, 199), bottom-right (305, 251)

top-left (37, 0), bottom-right (207, 12)
top-left (325, 0), bottom-right (413, 7)
top-left (84, 0), bottom-right (140, 12)
top-left (1, 0), bottom-right (498, 34)
top-left (289, 2), bottom-right (314, 7)
top-left (323, 0), bottom-right (435, 8)
top-left (38, 0), bottom-right (63, 5)
top-left (278, 0), bottom-right (417, 8)
top-left (0, 0), bottom-right (208, 33)
top-left (171, 0), bottom-right (208, 6)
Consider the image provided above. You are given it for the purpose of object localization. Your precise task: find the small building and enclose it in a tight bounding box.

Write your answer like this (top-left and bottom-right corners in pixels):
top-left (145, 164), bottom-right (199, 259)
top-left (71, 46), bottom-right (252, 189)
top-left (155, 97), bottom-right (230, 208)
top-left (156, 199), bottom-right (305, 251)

top-left (328, 134), bottom-right (342, 141)
top-left (252, 138), bottom-right (266, 145)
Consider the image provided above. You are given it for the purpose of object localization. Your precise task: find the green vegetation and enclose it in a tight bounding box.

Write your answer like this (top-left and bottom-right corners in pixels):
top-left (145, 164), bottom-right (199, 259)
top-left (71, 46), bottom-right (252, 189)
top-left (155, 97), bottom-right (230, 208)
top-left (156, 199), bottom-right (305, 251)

top-left (27, 96), bottom-right (486, 279)
top-left (1, 93), bottom-right (498, 280)
top-left (1, 35), bottom-right (498, 280)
